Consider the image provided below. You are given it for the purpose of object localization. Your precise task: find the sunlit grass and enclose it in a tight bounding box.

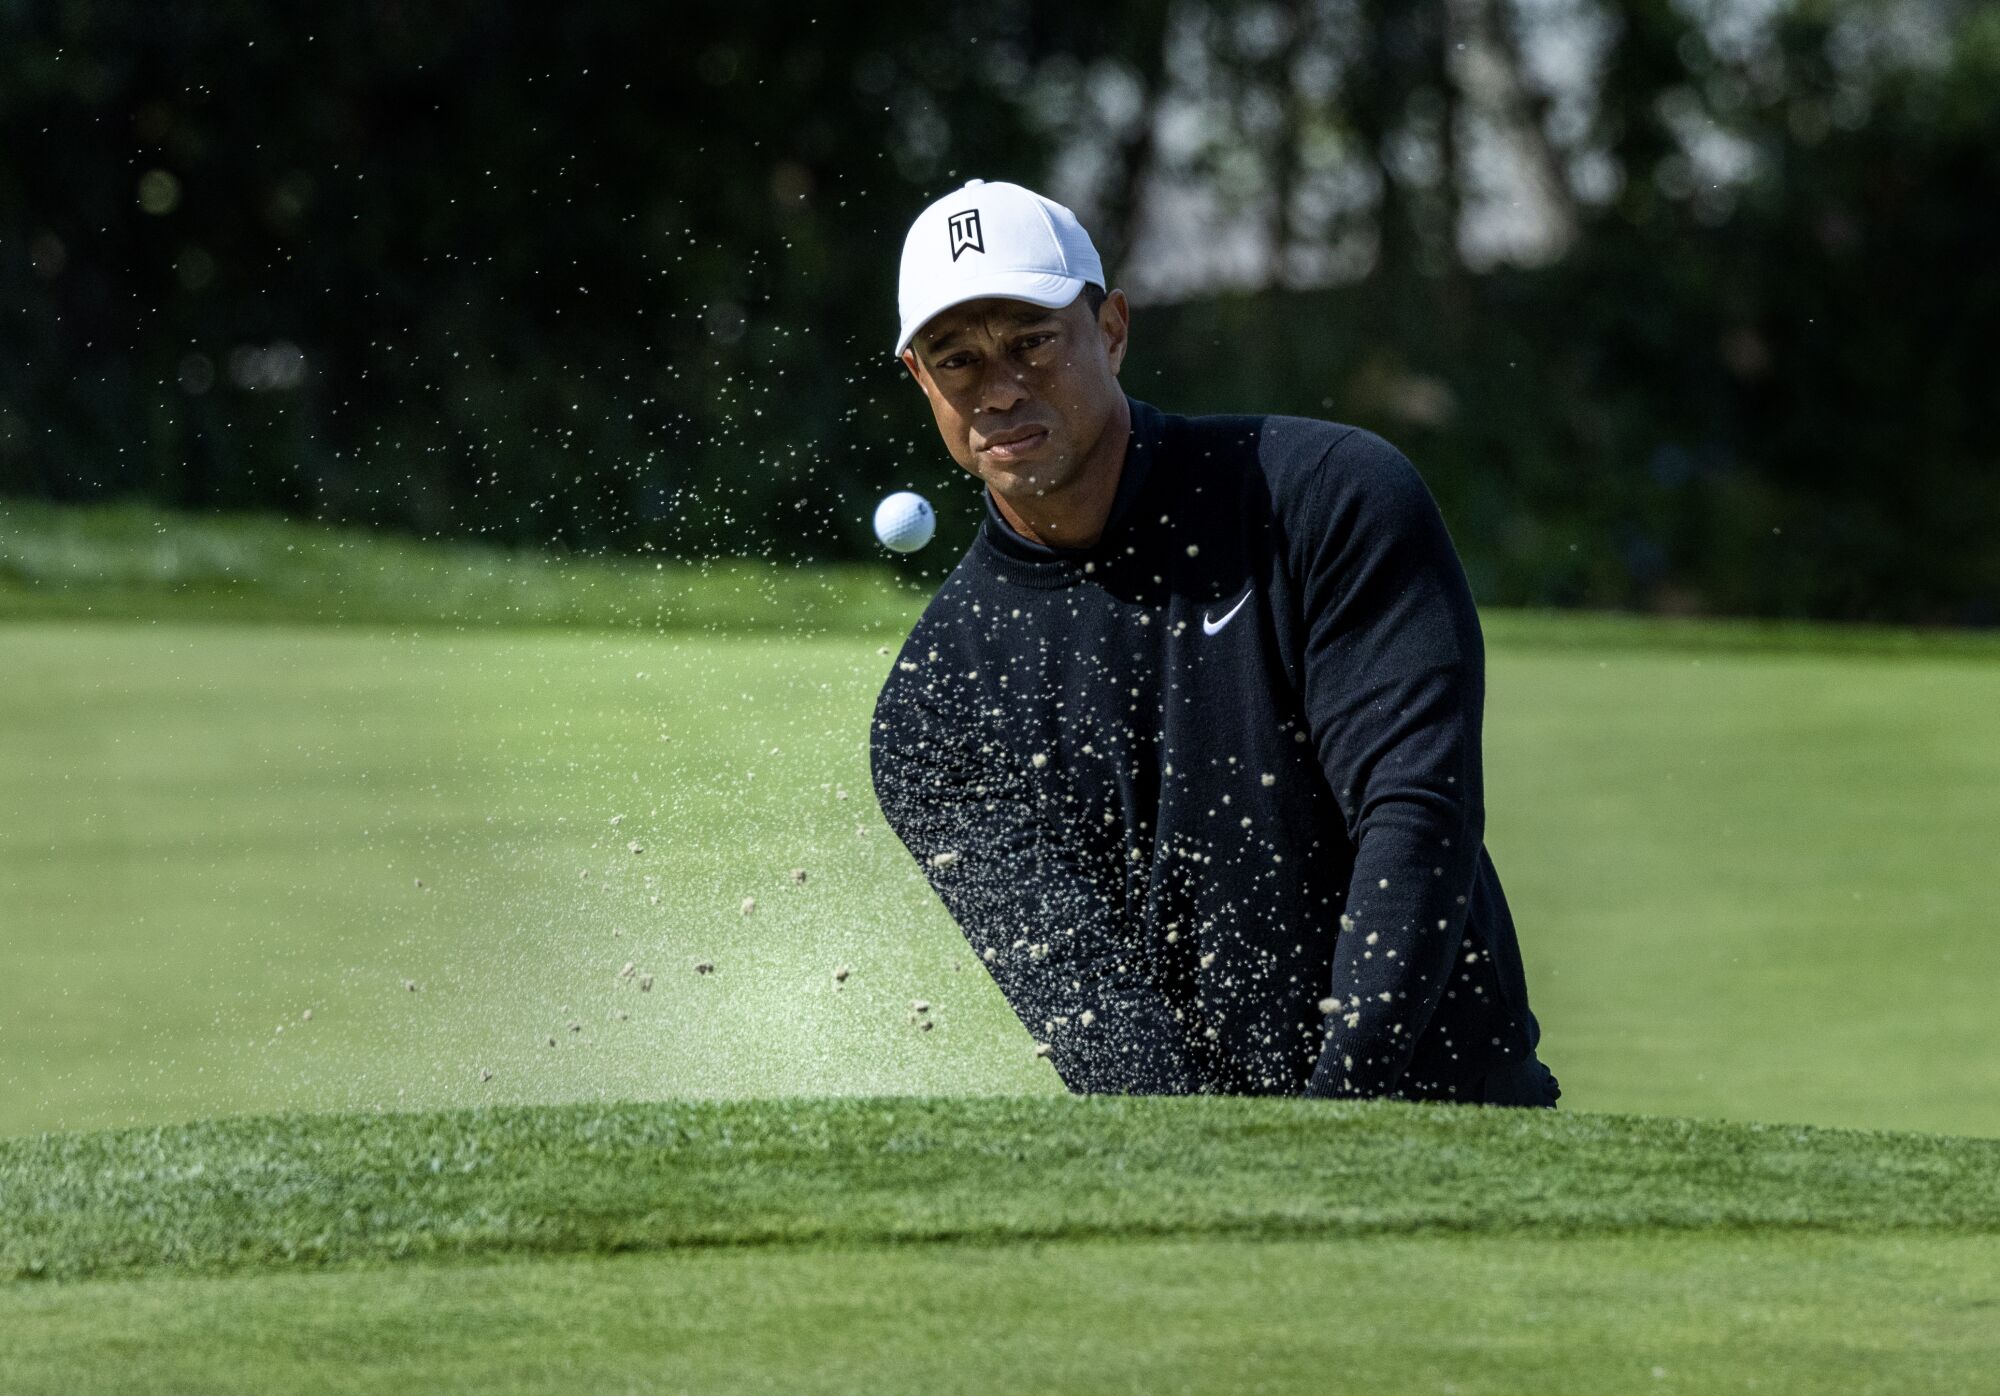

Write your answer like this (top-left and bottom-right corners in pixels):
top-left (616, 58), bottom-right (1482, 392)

top-left (0, 496), bottom-right (925, 634)
top-left (5, 1097), bottom-right (1997, 1394)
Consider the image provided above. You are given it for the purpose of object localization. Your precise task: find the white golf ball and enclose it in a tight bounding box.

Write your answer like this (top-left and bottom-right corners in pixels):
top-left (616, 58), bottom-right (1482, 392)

top-left (873, 491), bottom-right (936, 553)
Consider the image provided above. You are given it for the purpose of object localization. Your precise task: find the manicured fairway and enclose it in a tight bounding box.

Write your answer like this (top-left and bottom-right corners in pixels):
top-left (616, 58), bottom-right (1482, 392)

top-left (9, 1232), bottom-right (1997, 1396)
top-left (4, 616), bottom-right (1998, 1139)
top-left (6, 592), bottom-right (2000, 1394)
top-left (4, 1097), bottom-right (1998, 1394)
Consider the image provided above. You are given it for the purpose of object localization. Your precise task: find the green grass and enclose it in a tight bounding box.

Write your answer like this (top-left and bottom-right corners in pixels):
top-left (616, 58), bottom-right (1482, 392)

top-left (9, 1233), bottom-right (1998, 1395)
top-left (11, 1096), bottom-right (1998, 1281)
top-left (4, 1097), bottom-right (1999, 1392)
top-left (0, 621), bottom-right (1054, 1139)
top-left (10, 494), bottom-right (2000, 656)
top-left (5, 617), bottom-right (1998, 1140)
top-left (7, 505), bottom-right (2000, 1390)
top-left (0, 496), bottom-right (927, 634)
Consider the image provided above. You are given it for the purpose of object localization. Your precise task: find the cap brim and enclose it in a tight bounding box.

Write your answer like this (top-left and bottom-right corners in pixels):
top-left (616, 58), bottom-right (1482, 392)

top-left (894, 270), bottom-right (1088, 357)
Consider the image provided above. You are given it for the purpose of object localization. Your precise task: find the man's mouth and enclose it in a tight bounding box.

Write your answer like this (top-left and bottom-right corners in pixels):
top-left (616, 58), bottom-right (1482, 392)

top-left (981, 427), bottom-right (1049, 461)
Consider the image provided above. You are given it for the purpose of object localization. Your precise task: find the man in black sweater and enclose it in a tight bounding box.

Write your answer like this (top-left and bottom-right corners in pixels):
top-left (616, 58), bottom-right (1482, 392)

top-left (871, 178), bottom-right (1558, 1106)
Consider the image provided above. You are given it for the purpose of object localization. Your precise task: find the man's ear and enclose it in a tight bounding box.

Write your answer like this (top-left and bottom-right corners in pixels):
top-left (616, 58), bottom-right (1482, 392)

top-left (900, 348), bottom-right (926, 385)
top-left (1099, 290), bottom-right (1131, 374)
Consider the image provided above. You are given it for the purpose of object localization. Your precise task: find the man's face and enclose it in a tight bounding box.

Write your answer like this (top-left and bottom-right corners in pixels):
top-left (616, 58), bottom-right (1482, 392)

top-left (900, 289), bottom-right (1130, 504)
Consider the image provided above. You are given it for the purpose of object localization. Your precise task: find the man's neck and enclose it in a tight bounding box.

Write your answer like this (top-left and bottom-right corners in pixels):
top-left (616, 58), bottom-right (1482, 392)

top-left (986, 397), bottom-right (1132, 550)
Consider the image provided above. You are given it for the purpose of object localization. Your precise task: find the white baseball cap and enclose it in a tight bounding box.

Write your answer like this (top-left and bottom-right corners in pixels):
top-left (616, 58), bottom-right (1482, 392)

top-left (894, 178), bottom-right (1105, 357)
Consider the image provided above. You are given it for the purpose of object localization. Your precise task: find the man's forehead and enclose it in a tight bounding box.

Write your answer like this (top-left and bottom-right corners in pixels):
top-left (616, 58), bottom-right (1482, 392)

top-left (919, 297), bottom-right (1064, 347)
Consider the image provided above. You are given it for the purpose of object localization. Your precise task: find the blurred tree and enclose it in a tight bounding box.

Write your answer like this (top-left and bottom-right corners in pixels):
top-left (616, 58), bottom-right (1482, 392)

top-left (0, 1), bottom-right (1087, 559)
top-left (1, 0), bottom-right (1994, 621)
top-left (1136, 0), bottom-right (1999, 622)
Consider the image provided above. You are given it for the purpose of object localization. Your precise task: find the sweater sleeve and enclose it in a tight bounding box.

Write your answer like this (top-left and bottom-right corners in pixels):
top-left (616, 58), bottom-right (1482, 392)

top-left (1288, 428), bottom-right (1490, 1099)
top-left (870, 664), bottom-right (1208, 1095)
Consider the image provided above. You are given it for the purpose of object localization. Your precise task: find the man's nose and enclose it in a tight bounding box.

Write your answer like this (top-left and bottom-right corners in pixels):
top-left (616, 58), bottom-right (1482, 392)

top-left (974, 361), bottom-right (1027, 416)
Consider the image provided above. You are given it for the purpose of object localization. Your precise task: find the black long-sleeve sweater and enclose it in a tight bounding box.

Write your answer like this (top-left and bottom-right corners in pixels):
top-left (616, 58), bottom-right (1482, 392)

top-left (869, 396), bottom-right (1543, 1099)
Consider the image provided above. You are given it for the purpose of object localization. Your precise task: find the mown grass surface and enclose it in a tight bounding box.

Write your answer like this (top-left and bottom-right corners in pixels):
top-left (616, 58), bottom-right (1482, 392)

top-left (7, 1232), bottom-right (1998, 1395)
top-left (9, 494), bottom-right (2000, 656)
top-left (0, 496), bottom-right (926, 634)
top-left (6, 617), bottom-right (1999, 1139)
top-left (0, 621), bottom-right (1060, 1139)
top-left (8, 506), bottom-right (2000, 1392)
top-left (5, 1096), bottom-right (1998, 1283)
top-left (4, 1098), bottom-right (1999, 1394)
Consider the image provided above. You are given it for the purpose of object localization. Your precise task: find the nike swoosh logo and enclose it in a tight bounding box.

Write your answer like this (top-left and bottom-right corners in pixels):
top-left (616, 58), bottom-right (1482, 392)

top-left (1202, 588), bottom-right (1253, 636)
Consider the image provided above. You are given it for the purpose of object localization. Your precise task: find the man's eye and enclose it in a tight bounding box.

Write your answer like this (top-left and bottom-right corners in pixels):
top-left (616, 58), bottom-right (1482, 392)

top-left (1018, 334), bottom-right (1056, 351)
top-left (938, 355), bottom-right (972, 370)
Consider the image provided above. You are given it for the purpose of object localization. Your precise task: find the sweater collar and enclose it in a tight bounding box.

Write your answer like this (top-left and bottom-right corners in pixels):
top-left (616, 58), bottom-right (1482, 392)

top-left (976, 396), bottom-right (1164, 581)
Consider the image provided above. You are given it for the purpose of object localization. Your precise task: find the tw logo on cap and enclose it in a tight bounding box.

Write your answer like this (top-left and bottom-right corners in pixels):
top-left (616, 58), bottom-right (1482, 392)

top-left (946, 208), bottom-right (984, 261)
top-left (895, 180), bottom-right (1103, 355)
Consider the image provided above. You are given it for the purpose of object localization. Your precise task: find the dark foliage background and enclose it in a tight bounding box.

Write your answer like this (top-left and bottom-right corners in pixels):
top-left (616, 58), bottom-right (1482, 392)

top-left (3, 0), bottom-right (1994, 621)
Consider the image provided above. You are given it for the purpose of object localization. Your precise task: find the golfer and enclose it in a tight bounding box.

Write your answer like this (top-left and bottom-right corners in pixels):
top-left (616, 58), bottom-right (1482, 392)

top-left (871, 179), bottom-right (1558, 1106)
